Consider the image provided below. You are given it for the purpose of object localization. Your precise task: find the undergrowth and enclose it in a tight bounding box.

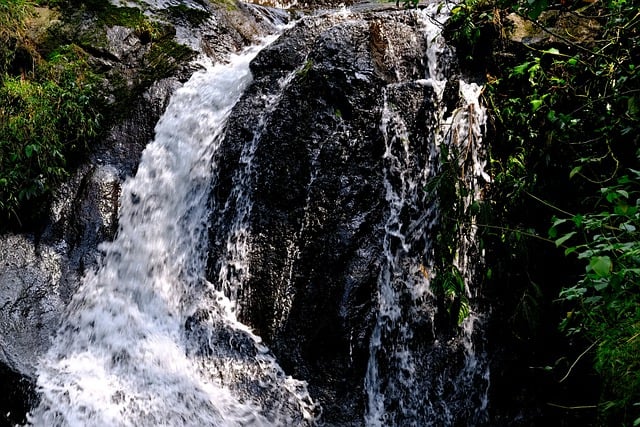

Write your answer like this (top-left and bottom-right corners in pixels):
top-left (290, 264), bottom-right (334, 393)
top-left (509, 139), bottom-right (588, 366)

top-left (446, 0), bottom-right (639, 423)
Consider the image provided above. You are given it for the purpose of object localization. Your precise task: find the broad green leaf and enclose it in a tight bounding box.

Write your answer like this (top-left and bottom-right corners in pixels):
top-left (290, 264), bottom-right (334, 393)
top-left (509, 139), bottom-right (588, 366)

top-left (25, 144), bottom-right (36, 158)
top-left (572, 214), bottom-right (584, 227)
top-left (628, 96), bottom-right (639, 116)
top-left (589, 256), bottom-right (612, 277)
top-left (528, 0), bottom-right (546, 19)
top-left (512, 62), bottom-right (531, 76)
top-left (552, 217), bottom-right (568, 227)
top-left (593, 281), bottom-right (609, 291)
top-left (531, 99), bottom-right (544, 111)
top-left (555, 231), bottom-right (576, 247)
top-left (620, 222), bottom-right (636, 232)
top-left (606, 191), bottom-right (619, 203)
top-left (564, 246), bottom-right (578, 256)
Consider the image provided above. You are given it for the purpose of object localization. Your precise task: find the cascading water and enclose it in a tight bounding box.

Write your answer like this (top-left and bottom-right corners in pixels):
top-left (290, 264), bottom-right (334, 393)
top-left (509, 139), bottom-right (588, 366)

top-left (211, 67), bottom-right (299, 325)
top-left (27, 30), bottom-right (318, 426)
top-left (11, 2), bottom-right (497, 424)
top-left (365, 4), bottom-right (490, 426)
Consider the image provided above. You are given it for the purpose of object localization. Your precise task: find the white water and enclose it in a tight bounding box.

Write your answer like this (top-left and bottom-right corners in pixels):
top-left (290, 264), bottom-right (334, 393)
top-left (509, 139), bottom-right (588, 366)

top-left (214, 68), bottom-right (298, 315)
top-left (29, 34), bottom-right (316, 427)
top-left (364, 4), bottom-right (490, 425)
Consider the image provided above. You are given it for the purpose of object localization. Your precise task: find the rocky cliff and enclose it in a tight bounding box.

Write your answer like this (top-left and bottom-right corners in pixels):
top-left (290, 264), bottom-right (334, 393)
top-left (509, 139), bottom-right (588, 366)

top-left (3, 1), bottom-right (494, 425)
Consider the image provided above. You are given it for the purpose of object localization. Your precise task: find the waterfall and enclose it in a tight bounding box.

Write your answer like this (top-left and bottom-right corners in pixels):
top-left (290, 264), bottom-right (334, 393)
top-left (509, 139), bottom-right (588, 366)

top-left (13, 2), bottom-right (496, 424)
top-left (28, 32), bottom-right (318, 426)
top-left (364, 4), bottom-right (490, 426)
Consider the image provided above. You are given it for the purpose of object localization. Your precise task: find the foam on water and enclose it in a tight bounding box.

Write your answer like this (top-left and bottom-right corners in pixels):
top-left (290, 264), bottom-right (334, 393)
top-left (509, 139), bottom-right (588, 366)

top-left (29, 33), bottom-right (317, 427)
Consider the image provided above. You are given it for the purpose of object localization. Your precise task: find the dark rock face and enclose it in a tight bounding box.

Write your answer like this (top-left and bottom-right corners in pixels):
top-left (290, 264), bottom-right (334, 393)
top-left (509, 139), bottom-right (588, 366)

top-left (207, 10), bottom-right (443, 425)
top-left (0, 363), bottom-right (34, 426)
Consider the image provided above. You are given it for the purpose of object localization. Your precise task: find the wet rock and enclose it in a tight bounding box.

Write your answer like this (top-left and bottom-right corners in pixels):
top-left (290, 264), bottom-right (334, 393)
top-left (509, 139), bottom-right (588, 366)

top-left (505, 10), bottom-right (601, 48)
top-left (105, 25), bottom-right (145, 61)
top-left (0, 363), bottom-right (36, 427)
top-left (207, 9), bottom-right (438, 424)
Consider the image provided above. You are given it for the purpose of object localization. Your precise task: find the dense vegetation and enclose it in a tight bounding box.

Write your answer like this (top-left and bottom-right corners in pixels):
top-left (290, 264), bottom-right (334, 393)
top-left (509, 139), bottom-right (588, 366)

top-left (0, 0), bottom-right (194, 228)
top-left (0, 0), bottom-right (101, 225)
top-left (446, 0), bottom-right (639, 423)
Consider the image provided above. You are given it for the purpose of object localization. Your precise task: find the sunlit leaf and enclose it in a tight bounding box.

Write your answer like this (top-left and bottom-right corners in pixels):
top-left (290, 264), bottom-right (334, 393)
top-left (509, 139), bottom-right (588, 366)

top-left (531, 99), bottom-right (544, 111)
top-left (589, 256), bottom-right (612, 277)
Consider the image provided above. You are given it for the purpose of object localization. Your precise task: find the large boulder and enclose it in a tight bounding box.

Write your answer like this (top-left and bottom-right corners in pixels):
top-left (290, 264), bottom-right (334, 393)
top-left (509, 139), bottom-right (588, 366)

top-left (206, 8), bottom-right (485, 424)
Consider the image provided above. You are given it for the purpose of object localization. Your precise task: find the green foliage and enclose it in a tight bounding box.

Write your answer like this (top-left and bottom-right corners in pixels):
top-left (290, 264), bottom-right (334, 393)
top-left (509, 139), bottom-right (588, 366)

top-left (432, 264), bottom-right (471, 325)
top-left (551, 171), bottom-right (640, 423)
top-left (296, 59), bottom-right (313, 80)
top-left (141, 38), bottom-right (195, 85)
top-left (472, 0), bottom-right (640, 421)
top-left (0, 43), bottom-right (100, 223)
top-left (428, 144), bottom-right (475, 327)
top-left (0, 0), bottom-right (35, 75)
top-left (0, 0), bottom-right (195, 225)
top-left (448, 0), bottom-right (490, 44)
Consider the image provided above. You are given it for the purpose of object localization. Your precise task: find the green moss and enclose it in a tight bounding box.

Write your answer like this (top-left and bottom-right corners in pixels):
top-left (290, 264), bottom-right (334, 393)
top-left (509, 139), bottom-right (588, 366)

top-left (163, 5), bottom-right (211, 26)
top-left (141, 38), bottom-right (195, 82)
top-left (296, 59), bottom-right (313, 79)
top-left (210, 0), bottom-right (237, 12)
top-left (0, 0), bottom-right (199, 227)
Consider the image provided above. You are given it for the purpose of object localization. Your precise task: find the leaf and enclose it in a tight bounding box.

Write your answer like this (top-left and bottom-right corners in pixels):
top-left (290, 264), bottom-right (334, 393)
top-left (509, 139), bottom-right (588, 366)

top-left (593, 281), bottom-right (609, 291)
top-left (531, 99), bottom-right (544, 111)
top-left (616, 189), bottom-right (629, 199)
top-left (628, 96), bottom-right (639, 116)
top-left (623, 268), bottom-right (640, 276)
top-left (606, 191), bottom-right (619, 203)
top-left (620, 222), bottom-right (636, 232)
top-left (589, 256), bottom-right (612, 277)
top-left (572, 214), bottom-right (584, 227)
top-left (552, 216), bottom-right (568, 227)
top-left (457, 298), bottom-right (470, 325)
top-left (24, 144), bottom-right (36, 158)
top-left (512, 62), bottom-right (531, 76)
top-left (527, 0), bottom-right (548, 19)
top-left (564, 246), bottom-right (578, 256)
top-left (543, 48), bottom-right (561, 56)
top-left (555, 231), bottom-right (576, 247)
top-left (569, 166), bottom-right (582, 179)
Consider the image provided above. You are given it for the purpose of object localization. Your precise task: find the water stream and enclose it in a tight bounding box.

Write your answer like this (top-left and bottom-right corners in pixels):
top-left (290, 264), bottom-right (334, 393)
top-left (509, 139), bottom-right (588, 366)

top-left (28, 32), bottom-right (317, 427)
top-left (364, 4), bottom-right (490, 426)
top-left (24, 2), bottom-right (491, 425)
